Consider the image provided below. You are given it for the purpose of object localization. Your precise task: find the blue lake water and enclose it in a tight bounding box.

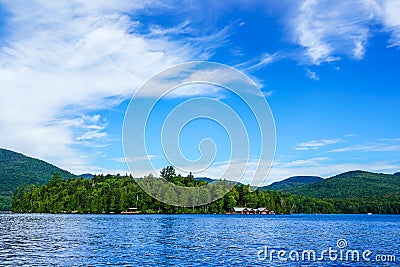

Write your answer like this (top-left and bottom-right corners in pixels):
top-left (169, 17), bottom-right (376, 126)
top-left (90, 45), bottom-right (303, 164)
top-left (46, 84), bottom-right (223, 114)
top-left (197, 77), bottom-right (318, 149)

top-left (0, 213), bottom-right (399, 266)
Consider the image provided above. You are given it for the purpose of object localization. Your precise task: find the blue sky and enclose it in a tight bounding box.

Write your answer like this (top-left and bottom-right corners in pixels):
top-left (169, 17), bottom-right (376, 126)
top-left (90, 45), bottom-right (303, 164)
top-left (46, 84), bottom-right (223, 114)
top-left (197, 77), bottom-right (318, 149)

top-left (0, 1), bottom-right (400, 185)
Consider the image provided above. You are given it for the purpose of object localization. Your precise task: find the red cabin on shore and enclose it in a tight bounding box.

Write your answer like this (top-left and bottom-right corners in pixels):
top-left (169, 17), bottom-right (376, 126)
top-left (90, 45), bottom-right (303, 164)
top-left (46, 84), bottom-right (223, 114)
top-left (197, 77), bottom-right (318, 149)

top-left (232, 207), bottom-right (274, 215)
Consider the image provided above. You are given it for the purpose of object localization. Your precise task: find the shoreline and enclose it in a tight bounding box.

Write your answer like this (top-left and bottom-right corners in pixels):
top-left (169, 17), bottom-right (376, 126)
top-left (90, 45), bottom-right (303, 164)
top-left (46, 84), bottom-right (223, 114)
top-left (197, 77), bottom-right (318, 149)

top-left (4, 212), bottom-right (399, 215)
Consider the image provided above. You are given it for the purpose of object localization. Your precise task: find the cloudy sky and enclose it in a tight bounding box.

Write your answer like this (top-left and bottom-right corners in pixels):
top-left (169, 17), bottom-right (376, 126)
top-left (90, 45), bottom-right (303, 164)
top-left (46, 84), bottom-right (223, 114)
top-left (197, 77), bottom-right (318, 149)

top-left (1, 0), bottom-right (400, 184)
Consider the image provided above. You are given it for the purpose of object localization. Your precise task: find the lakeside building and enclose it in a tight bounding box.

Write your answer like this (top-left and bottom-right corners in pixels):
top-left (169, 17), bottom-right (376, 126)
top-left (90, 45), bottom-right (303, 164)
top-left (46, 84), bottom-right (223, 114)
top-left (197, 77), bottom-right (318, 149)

top-left (232, 207), bottom-right (275, 215)
top-left (121, 207), bottom-right (139, 214)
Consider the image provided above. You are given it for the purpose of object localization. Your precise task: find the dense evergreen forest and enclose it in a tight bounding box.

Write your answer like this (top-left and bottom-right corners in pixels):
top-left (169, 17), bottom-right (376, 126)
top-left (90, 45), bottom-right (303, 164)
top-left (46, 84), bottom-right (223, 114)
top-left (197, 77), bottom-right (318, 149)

top-left (0, 148), bottom-right (76, 210)
top-left (11, 168), bottom-right (400, 214)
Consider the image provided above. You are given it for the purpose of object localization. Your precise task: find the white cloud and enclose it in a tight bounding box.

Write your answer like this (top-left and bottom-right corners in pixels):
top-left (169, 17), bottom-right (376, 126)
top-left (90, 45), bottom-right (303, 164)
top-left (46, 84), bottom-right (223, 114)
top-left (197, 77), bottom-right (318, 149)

top-left (232, 52), bottom-right (282, 90)
top-left (149, 20), bottom-right (192, 36)
top-left (284, 157), bottom-right (329, 167)
top-left (113, 155), bottom-right (158, 163)
top-left (0, 0), bottom-right (228, 173)
top-left (344, 134), bottom-right (358, 137)
top-left (329, 138), bottom-right (400, 153)
top-left (295, 138), bottom-right (344, 151)
top-left (76, 131), bottom-right (107, 141)
top-left (305, 68), bottom-right (319, 80)
top-left (353, 39), bottom-right (367, 59)
top-left (163, 84), bottom-right (225, 99)
top-left (236, 52), bottom-right (282, 71)
top-left (290, 0), bottom-right (400, 64)
top-left (379, 137), bottom-right (400, 142)
top-left (293, 0), bottom-right (373, 64)
top-left (135, 63), bottom-right (261, 99)
top-left (381, 0), bottom-right (400, 47)
top-left (262, 91), bottom-right (273, 97)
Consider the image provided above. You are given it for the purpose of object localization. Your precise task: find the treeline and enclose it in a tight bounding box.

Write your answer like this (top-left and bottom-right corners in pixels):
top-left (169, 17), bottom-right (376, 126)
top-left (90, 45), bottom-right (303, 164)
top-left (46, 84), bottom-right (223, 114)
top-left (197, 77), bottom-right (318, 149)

top-left (11, 171), bottom-right (400, 214)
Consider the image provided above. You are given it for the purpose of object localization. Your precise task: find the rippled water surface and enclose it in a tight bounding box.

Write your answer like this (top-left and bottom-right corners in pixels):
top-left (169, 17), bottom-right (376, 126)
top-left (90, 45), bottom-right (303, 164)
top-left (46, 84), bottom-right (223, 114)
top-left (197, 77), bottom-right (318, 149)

top-left (0, 214), bottom-right (399, 266)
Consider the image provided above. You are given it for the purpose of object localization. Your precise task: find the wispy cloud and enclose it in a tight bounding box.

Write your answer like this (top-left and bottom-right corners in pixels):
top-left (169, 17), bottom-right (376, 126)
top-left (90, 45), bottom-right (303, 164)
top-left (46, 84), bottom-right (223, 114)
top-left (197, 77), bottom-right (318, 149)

top-left (305, 68), bottom-right (319, 80)
top-left (293, 0), bottom-right (373, 64)
top-left (136, 62), bottom-right (261, 99)
top-left (344, 134), bottom-right (358, 138)
top-left (113, 155), bottom-right (158, 163)
top-left (284, 157), bottom-right (329, 167)
top-left (290, 0), bottom-right (400, 64)
top-left (76, 131), bottom-right (107, 141)
top-left (262, 91), bottom-right (273, 97)
top-left (330, 138), bottom-right (400, 153)
top-left (236, 52), bottom-right (282, 71)
top-left (295, 138), bottom-right (344, 151)
top-left (381, 0), bottom-right (400, 47)
top-left (149, 20), bottom-right (192, 36)
top-left (0, 1), bottom-right (230, 173)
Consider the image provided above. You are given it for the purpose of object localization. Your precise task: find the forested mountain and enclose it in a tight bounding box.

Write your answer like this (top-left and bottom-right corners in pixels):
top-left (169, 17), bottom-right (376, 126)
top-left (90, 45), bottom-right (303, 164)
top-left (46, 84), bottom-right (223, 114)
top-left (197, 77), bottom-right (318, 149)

top-left (0, 148), bottom-right (76, 210)
top-left (261, 176), bottom-right (323, 191)
top-left (283, 171), bottom-right (400, 199)
top-left (394, 172), bottom-right (400, 176)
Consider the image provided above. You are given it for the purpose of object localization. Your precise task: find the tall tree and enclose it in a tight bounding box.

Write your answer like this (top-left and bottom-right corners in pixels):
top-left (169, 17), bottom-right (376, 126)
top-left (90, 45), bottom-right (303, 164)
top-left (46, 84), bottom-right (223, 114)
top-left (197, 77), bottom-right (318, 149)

top-left (160, 166), bottom-right (176, 182)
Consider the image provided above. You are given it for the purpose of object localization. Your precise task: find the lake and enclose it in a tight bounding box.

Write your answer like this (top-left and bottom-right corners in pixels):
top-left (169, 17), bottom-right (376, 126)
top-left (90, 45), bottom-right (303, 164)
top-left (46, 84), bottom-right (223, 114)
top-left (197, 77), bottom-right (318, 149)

top-left (0, 214), bottom-right (399, 266)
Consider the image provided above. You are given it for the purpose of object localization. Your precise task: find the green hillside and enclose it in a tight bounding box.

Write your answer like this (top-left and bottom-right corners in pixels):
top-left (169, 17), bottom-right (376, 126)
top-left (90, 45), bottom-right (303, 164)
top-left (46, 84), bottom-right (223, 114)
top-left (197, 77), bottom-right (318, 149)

top-left (260, 176), bottom-right (323, 191)
top-left (284, 170), bottom-right (400, 199)
top-left (0, 148), bottom-right (76, 210)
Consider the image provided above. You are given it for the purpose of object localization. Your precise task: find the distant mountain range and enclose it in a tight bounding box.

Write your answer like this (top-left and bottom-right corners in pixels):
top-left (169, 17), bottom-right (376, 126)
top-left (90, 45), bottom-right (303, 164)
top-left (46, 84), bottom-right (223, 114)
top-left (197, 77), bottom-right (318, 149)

top-left (1, 147), bottom-right (400, 210)
top-left (79, 173), bottom-right (94, 179)
top-left (265, 170), bottom-right (400, 199)
top-left (193, 177), bottom-right (215, 183)
top-left (260, 176), bottom-right (323, 191)
top-left (0, 148), bottom-right (76, 210)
